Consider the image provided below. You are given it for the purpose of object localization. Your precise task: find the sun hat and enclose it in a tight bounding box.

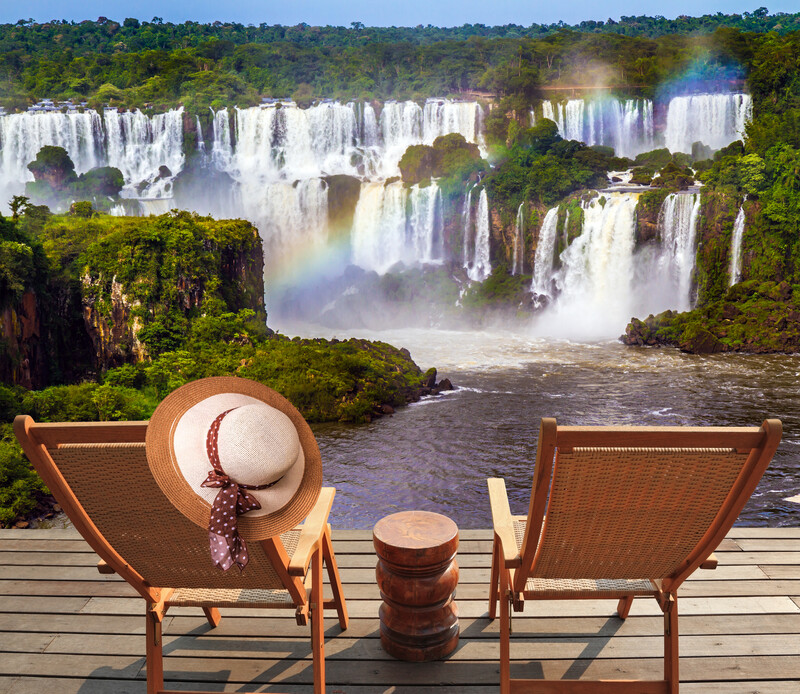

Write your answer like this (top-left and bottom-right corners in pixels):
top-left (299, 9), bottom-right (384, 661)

top-left (146, 377), bottom-right (322, 570)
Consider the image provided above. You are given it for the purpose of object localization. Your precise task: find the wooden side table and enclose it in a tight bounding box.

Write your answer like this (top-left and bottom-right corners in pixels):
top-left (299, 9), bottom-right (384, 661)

top-left (373, 510), bottom-right (459, 661)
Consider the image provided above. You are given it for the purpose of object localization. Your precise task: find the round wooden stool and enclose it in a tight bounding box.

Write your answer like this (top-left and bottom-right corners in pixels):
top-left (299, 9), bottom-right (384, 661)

top-left (373, 510), bottom-right (459, 661)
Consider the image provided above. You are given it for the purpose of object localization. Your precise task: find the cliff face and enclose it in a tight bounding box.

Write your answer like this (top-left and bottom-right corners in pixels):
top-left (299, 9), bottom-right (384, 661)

top-left (2, 212), bottom-right (266, 383)
top-left (1, 292), bottom-right (44, 389)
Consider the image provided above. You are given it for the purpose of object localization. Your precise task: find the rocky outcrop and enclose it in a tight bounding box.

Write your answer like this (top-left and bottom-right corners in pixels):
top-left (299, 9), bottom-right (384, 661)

top-left (81, 276), bottom-right (146, 369)
top-left (1, 292), bottom-right (45, 389)
top-left (622, 281), bottom-right (800, 354)
top-left (635, 188), bottom-right (668, 245)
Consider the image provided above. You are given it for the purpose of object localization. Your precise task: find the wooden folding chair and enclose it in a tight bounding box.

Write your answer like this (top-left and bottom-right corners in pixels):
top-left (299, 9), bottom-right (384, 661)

top-left (14, 416), bottom-right (349, 694)
top-left (488, 417), bottom-right (781, 693)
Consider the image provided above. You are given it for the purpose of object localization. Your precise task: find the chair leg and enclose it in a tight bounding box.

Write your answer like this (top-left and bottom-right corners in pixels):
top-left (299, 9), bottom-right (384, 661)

top-left (202, 607), bottom-right (221, 628)
top-left (489, 536), bottom-right (500, 621)
top-left (499, 565), bottom-right (511, 694)
top-left (664, 593), bottom-right (679, 694)
top-left (323, 524), bottom-right (349, 630)
top-left (145, 609), bottom-right (164, 694)
top-left (311, 544), bottom-right (326, 694)
top-left (617, 596), bottom-right (634, 620)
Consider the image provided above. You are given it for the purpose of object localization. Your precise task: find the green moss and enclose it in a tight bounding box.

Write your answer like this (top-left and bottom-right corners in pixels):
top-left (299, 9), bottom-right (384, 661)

top-left (624, 281), bottom-right (800, 354)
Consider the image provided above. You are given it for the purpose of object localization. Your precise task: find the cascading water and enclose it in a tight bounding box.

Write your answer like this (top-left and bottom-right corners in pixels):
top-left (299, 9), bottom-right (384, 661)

top-left (729, 203), bottom-right (746, 286)
top-left (468, 189), bottom-right (491, 282)
top-left (104, 108), bottom-right (185, 198)
top-left (539, 98), bottom-right (654, 158)
top-left (534, 193), bottom-right (640, 338)
top-left (461, 186), bottom-right (474, 270)
top-left (512, 203), bottom-right (524, 275)
top-left (351, 180), bottom-right (443, 275)
top-left (531, 207), bottom-right (560, 296)
top-left (195, 116), bottom-right (205, 154)
top-left (663, 94), bottom-right (752, 153)
top-left (0, 110), bottom-right (103, 203)
top-left (210, 108), bottom-right (233, 170)
top-left (655, 193), bottom-right (702, 311)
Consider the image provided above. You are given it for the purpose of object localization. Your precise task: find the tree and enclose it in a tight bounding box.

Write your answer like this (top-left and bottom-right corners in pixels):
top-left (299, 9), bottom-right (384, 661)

top-left (9, 195), bottom-right (30, 221)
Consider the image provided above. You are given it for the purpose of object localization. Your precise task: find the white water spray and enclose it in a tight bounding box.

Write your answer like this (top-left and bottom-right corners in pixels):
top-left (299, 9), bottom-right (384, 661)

top-left (468, 189), bottom-right (491, 282)
top-left (729, 203), bottom-right (746, 286)
top-left (531, 207), bottom-right (560, 296)
top-left (663, 94), bottom-right (752, 153)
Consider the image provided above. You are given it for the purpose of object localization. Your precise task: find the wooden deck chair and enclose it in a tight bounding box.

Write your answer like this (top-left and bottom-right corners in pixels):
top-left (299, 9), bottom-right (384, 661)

top-left (487, 417), bottom-right (781, 694)
top-left (14, 416), bottom-right (349, 694)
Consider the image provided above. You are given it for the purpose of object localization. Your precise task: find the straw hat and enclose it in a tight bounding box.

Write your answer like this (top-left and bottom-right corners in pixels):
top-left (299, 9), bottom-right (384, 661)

top-left (146, 377), bottom-right (322, 540)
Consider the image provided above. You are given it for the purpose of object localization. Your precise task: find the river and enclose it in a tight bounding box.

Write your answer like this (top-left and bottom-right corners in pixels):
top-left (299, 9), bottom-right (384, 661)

top-left (281, 324), bottom-right (800, 529)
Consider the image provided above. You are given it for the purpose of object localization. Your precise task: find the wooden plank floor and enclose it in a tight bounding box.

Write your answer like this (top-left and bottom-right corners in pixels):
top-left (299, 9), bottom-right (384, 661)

top-left (1, 527), bottom-right (799, 693)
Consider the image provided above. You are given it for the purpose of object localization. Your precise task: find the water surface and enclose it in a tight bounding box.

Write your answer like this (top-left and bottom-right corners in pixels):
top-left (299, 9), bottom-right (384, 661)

top-left (284, 325), bottom-right (799, 529)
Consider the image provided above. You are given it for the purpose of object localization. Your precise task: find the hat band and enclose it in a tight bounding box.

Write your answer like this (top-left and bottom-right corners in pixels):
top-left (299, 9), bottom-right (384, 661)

top-left (201, 408), bottom-right (283, 572)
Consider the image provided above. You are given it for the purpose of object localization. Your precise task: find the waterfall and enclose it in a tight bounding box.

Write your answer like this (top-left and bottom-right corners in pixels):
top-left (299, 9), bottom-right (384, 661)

top-left (663, 94), bottom-right (752, 153)
top-left (534, 193), bottom-right (640, 338)
top-left (512, 203), bottom-right (524, 275)
top-left (656, 193), bottom-right (702, 311)
top-left (529, 109), bottom-right (536, 127)
top-left (351, 180), bottom-right (443, 274)
top-left (729, 204), bottom-right (746, 286)
top-left (461, 186), bottom-right (474, 270)
top-left (249, 179), bottom-right (330, 266)
top-left (195, 116), bottom-right (205, 154)
top-left (468, 189), bottom-right (491, 282)
top-left (104, 108), bottom-right (185, 198)
top-left (531, 207), bottom-right (560, 296)
top-left (539, 98), bottom-right (654, 158)
top-left (0, 110), bottom-right (104, 202)
top-left (210, 108), bottom-right (233, 170)
top-left (541, 101), bottom-right (564, 135)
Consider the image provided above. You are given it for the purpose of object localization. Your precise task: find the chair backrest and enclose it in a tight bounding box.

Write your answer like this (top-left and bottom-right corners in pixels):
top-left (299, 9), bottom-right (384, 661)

top-left (516, 418), bottom-right (781, 593)
top-left (14, 417), bottom-right (303, 602)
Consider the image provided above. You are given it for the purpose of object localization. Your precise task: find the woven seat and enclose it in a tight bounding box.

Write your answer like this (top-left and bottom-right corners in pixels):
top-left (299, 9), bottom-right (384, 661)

top-left (488, 418), bottom-right (781, 694)
top-left (15, 416), bottom-right (349, 694)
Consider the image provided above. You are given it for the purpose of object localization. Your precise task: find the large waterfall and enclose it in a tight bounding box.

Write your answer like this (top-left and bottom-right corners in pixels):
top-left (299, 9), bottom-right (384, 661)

top-left (0, 107), bottom-right (184, 204)
top-left (533, 194), bottom-right (641, 337)
top-left (351, 180), bottom-right (443, 274)
top-left (104, 108), bottom-right (185, 198)
top-left (655, 193), bottom-right (702, 311)
top-left (538, 94), bottom-right (752, 158)
top-left (468, 189), bottom-right (491, 282)
top-left (540, 98), bottom-right (654, 158)
top-left (663, 94), bottom-right (752, 153)
top-left (531, 207), bottom-right (560, 296)
top-left (729, 204), bottom-right (746, 286)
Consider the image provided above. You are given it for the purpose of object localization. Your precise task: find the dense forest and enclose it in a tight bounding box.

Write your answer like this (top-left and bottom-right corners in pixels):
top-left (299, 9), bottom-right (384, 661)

top-left (0, 12), bottom-right (784, 110)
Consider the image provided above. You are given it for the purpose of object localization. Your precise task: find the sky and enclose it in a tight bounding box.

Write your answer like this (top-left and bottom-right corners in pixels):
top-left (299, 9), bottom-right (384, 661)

top-left (1, 1), bottom-right (798, 27)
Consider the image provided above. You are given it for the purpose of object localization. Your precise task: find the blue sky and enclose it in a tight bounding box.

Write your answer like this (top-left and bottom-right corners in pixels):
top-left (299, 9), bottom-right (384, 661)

top-left (2, 2), bottom-right (798, 27)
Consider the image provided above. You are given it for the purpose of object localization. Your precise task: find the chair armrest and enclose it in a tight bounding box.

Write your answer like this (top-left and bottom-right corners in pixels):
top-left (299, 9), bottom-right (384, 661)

top-left (488, 478), bottom-right (521, 568)
top-left (288, 487), bottom-right (335, 577)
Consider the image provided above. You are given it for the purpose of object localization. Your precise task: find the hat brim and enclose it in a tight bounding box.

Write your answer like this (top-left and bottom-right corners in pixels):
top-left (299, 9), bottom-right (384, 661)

top-left (146, 377), bottom-right (322, 540)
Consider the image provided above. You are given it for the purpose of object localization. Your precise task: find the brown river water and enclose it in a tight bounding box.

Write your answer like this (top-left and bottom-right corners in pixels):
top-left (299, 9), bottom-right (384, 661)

top-left (284, 326), bottom-right (800, 529)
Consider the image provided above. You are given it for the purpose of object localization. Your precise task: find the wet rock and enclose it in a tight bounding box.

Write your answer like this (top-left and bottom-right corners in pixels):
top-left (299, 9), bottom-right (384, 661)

top-left (424, 367), bottom-right (437, 388)
top-left (381, 404), bottom-right (395, 415)
top-left (437, 378), bottom-right (454, 391)
top-left (679, 326), bottom-right (725, 354)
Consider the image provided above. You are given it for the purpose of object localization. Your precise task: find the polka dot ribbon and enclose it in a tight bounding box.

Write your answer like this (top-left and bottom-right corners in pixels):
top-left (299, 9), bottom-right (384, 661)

top-left (201, 408), bottom-right (281, 572)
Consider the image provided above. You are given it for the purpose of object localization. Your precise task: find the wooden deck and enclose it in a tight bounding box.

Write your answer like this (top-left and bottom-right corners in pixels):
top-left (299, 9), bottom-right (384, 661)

top-left (0, 527), bottom-right (799, 693)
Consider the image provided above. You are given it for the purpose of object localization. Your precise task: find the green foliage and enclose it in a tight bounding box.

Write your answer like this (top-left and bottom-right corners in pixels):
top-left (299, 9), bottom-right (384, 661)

top-left (398, 134), bottom-right (484, 192)
top-left (0, 18), bottom-right (774, 110)
top-left (0, 423), bottom-right (47, 527)
top-left (27, 146), bottom-right (76, 189)
top-left (624, 281), bottom-right (800, 354)
top-left (69, 201), bottom-right (93, 218)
